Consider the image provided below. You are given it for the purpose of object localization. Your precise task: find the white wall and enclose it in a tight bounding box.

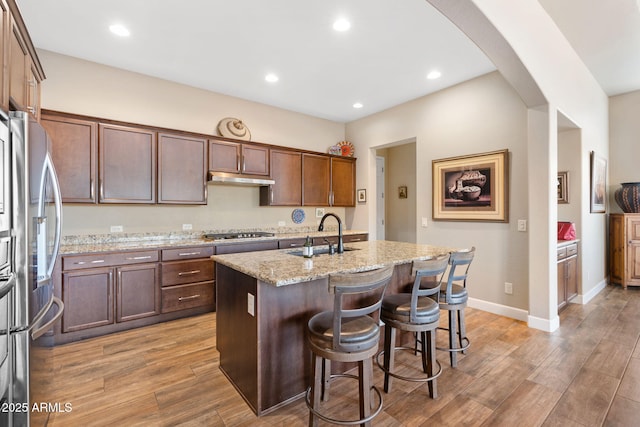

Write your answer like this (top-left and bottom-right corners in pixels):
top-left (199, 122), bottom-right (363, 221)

top-left (347, 71), bottom-right (530, 311)
top-left (38, 50), bottom-right (348, 235)
top-left (609, 90), bottom-right (640, 212)
top-left (385, 142), bottom-right (417, 243)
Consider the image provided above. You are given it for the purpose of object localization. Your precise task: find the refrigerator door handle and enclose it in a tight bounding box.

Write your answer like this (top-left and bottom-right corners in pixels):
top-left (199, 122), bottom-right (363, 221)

top-left (0, 272), bottom-right (15, 299)
top-left (31, 296), bottom-right (63, 340)
top-left (37, 154), bottom-right (62, 280)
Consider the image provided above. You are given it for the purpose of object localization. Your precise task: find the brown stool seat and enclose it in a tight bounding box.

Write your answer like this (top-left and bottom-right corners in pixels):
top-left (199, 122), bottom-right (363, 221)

top-left (376, 255), bottom-right (449, 399)
top-left (306, 265), bottom-right (394, 427)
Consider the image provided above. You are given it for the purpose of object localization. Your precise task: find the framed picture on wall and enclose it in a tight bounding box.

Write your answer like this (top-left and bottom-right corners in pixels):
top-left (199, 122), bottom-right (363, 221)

top-left (357, 189), bottom-right (366, 203)
top-left (590, 151), bottom-right (607, 213)
top-left (558, 171), bottom-right (569, 204)
top-left (432, 149), bottom-right (509, 222)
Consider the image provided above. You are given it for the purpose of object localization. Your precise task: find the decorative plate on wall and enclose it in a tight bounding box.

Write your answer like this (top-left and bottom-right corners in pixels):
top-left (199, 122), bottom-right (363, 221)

top-left (217, 117), bottom-right (251, 141)
top-left (337, 140), bottom-right (354, 157)
top-left (291, 208), bottom-right (306, 224)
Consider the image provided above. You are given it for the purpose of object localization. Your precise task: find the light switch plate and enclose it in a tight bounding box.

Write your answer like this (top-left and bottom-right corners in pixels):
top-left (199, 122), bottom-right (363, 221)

top-left (182, 223), bottom-right (192, 231)
top-left (247, 293), bottom-right (255, 316)
top-left (421, 217), bottom-right (428, 227)
top-left (517, 219), bottom-right (527, 232)
top-left (278, 221), bottom-right (286, 227)
top-left (110, 225), bottom-right (123, 233)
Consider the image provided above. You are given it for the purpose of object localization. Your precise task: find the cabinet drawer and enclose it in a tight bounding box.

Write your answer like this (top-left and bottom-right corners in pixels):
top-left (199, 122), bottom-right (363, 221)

top-left (63, 250), bottom-right (159, 271)
top-left (344, 233), bottom-right (368, 243)
top-left (565, 243), bottom-right (578, 257)
top-left (215, 240), bottom-right (278, 254)
top-left (557, 247), bottom-right (567, 260)
top-left (162, 259), bottom-right (214, 286)
top-left (161, 245), bottom-right (214, 261)
top-left (161, 281), bottom-right (214, 313)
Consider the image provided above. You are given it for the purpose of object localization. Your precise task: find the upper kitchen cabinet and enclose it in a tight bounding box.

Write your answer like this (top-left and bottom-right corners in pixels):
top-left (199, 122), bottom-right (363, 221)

top-left (330, 156), bottom-right (356, 206)
top-left (41, 112), bottom-right (98, 203)
top-left (6, 0), bottom-right (43, 118)
top-left (99, 123), bottom-right (157, 204)
top-left (209, 139), bottom-right (269, 176)
top-left (302, 154), bottom-right (356, 207)
top-left (260, 149), bottom-right (302, 206)
top-left (302, 154), bottom-right (331, 206)
top-left (158, 132), bottom-right (207, 204)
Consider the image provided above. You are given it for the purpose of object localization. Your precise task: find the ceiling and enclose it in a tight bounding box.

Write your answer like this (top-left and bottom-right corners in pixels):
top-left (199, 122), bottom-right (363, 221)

top-left (15, 0), bottom-right (640, 123)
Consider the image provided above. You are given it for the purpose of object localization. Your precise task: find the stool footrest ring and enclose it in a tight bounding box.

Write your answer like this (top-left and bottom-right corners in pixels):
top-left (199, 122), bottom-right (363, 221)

top-left (435, 327), bottom-right (470, 352)
top-left (375, 346), bottom-right (442, 383)
top-left (305, 374), bottom-right (383, 426)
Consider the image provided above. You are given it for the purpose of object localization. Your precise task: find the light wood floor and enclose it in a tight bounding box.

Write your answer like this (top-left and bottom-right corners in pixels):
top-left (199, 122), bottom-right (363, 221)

top-left (42, 284), bottom-right (640, 426)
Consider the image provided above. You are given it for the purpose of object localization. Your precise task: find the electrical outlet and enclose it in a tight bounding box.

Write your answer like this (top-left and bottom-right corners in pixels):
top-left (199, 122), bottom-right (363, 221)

top-left (182, 223), bottom-right (192, 231)
top-left (421, 217), bottom-right (428, 227)
top-left (504, 282), bottom-right (513, 295)
top-left (110, 225), bottom-right (123, 233)
top-left (278, 221), bottom-right (286, 227)
top-left (517, 219), bottom-right (527, 232)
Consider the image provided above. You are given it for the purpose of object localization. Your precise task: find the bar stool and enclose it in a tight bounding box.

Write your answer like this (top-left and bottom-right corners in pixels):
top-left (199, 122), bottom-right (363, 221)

top-left (305, 265), bottom-right (394, 427)
top-left (420, 247), bottom-right (475, 368)
top-left (376, 255), bottom-right (449, 398)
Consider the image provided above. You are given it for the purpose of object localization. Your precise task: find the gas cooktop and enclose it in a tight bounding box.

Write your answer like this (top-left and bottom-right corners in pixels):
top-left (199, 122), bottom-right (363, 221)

top-left (203, 232), bottom-right (275, 240)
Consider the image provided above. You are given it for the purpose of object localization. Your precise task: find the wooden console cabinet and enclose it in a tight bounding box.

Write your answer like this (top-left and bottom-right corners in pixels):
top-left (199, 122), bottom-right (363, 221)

top-left (609, 213), bottom-right (640, 288)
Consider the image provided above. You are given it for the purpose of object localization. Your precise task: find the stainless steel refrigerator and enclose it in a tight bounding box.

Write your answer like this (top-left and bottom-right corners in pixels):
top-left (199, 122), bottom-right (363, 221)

top-left (0, 111), bottom-right (64, 426)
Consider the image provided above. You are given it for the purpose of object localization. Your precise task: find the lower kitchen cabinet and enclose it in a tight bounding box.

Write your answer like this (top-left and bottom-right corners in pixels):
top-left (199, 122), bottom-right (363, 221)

top-left (160, 245), bottom-right (215, 313)
top-left (557, 241), bottom-right (578, 311)
top-left (117, 263), bottom-right (161, 322)
top-left (61, 267), bottom-right (114, 333)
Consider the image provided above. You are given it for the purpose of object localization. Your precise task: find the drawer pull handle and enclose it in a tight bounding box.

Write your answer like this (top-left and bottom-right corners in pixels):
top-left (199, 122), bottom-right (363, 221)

top-left (350, 238), bottom-right (362, 242)
top-left (178, 270), bottom-right (201, 276)
top-left (126, 256), bottom-right (152, 260)
top-left (178, 294), bottom-right (200, 301)
top-left (178, 252), bottom-right (201, 256)
top-left (289, 243), bottom-right (301, 247)
top-left (74, 259), bottom-right (105, 265)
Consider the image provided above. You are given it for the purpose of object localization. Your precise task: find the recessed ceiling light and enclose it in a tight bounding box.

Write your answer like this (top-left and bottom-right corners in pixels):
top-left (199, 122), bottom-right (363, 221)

top-left (265, 73), bottom-right (279, 83)
top-left (426, 70), bottom-right (442, 80)
top-left (353, 102), bottom-right (363, 109)
top-left (109, 23), bottom-right (130, 37)
top-left (333, 18), bottom-right (351, 32)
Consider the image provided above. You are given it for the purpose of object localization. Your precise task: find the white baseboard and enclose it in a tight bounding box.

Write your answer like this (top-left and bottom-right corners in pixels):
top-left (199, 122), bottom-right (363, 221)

top-left (527, 315), bottom-right (560, 332)
top-left (467, 297), bottom-right (529, 322)
top-left (572, 278), bottom-right (607, 305)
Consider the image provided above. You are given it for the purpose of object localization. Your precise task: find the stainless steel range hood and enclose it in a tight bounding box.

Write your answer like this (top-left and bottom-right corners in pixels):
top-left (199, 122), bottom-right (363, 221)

top-left (208, 172), bottom-right (275, 186)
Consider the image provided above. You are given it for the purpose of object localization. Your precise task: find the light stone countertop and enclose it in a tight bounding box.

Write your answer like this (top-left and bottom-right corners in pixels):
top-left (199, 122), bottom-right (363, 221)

top-left (59, 230), bottom-right (367, 255)
top-left (212, 240), bottom-right (458, 287)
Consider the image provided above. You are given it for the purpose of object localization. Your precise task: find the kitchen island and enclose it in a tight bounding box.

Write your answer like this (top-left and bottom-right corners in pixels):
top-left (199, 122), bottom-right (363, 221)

top-left (212, 240), bottom-right (456, 415)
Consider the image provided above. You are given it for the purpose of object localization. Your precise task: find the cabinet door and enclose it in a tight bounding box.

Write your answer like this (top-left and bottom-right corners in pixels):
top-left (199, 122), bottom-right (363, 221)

top-left (302, 154), bottom-right (330, 206)
top-left (565, 255), bottom-right (578, 303)
top-left (158, 133), bottom-right (207, 204)
top-left (209, 139), bottom-right (240, 173)
top-left (62, 268), bottom-right (114, 332)
top-left (557, 260), bottom-right (566, 311)
top-left (42, 114), bottom-right (97, 203)
top-left (626, 216), bottom-right (640, 285)
top-left (0, 0), bottom-right (9, 111)
top-left (262, 149), bottom-right (301, 206)
top-left (609, 215), bottom-right (624, 284)
top-left (8, 16), bottom-right (27, 109)
top-left (331, 157), bottom-right (356, 206)
top-left (99, 123), bottom-right (157, 203)
top-left (116, 263), bottom-right (160, 322)
top-left (241, 144), bottom-right (269, 175)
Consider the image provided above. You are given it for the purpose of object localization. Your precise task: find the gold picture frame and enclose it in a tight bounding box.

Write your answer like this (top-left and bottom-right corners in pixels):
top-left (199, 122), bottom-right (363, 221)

top-left (432, 149), bottom-right (509, 222)
top-left (557, 171), bottom-right (569, 204)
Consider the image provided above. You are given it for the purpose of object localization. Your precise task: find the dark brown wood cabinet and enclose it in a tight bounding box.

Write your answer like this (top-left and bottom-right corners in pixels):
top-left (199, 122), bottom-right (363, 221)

top-left (60, 251), bottom-right (161, 332)
top-left (41, 113), bottom-right (98, 203)
top-left (99, 123), bottom-right (157, 203)
top-left (158, 132), bottom-right (208, 204)
top-left (160, 245), bottom-right (215, 314)
top-left (260, 149), bottom-right (301, 206)
top-left (557, 242), bottom-right (578, 311)
top-left (609, 213), bottom-right (640, 288)
top-left (302, 153), bottom-right (331, 206)
top-left (6, 0), bottom-right (43, 118)
top-left (209, 139), bottom-right (269, 176)
top-left (302, 154), bottom-right (356, 207)
top-left (330, 156), bottom-right (356, 206)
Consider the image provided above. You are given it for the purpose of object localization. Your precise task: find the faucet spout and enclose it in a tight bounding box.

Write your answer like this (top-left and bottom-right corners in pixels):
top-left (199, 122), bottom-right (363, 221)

top-left (318, 213), bottom-right (344, 254)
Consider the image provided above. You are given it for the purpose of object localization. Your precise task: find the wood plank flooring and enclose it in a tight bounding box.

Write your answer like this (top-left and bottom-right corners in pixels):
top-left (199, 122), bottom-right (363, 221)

top-left (41, 284), bottom-right (640, 426)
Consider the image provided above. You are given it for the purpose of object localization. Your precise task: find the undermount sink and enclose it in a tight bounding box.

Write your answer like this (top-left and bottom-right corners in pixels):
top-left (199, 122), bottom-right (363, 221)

top-left (289, 247), bottom-right (360, 257)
